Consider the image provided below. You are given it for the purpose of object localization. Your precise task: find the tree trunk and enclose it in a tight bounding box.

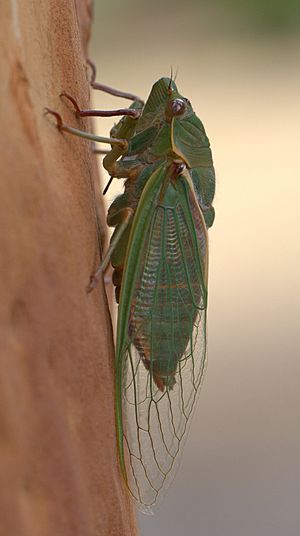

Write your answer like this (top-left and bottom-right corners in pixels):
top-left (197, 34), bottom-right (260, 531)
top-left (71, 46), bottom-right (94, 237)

top-left (0, 1), bottom-right (137, 535)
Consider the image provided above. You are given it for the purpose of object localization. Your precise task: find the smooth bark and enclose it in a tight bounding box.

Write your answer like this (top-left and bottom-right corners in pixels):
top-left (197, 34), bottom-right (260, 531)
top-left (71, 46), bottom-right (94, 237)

top-left (0, 1), bottom-right (137, 535)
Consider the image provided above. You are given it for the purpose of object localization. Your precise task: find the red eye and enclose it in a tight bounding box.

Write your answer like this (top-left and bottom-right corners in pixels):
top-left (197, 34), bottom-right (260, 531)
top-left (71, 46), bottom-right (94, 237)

top-left (175, 162), bottom-right (186, 175)
top-left (171, 98), bottom-right (186, 115)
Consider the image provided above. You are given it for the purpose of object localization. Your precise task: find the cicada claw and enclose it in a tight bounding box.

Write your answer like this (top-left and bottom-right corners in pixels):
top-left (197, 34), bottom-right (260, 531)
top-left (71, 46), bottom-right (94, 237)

top-left (44, 107), bottom-right (64, 130)
top-left (86, 274), bottom-right (99, 294)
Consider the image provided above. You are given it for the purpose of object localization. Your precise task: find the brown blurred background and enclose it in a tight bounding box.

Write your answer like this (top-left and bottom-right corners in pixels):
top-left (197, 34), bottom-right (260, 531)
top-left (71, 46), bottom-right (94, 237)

top-left (90, 2), bottom-right (300, 534)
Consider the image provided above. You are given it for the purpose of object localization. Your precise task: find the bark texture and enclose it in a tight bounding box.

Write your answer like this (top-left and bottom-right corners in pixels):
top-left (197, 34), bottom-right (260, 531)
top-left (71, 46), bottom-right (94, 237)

top-left (0, 1), bottom-right (137, 535)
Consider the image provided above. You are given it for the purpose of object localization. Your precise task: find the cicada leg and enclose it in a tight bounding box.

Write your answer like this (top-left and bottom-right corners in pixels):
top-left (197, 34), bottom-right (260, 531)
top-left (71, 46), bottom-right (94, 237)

top-left (44, 103), bottom-right (140, 175)
top-left (87, 60), bottom-right (144, 104)
top-left (44, 108), bottom-right (128, 151)
top-left (45, 107), bottom-right (140, 194)
top-left (60, 91), bottom-right (141, 119)
top-left (56, 93), bottom-right (142, 179)
top-left (45, 90), bottom-right (142, 291)
top-left (87, 207), bottom-right (134, 293)
top-left (92, 145), bottom-right (110, 155)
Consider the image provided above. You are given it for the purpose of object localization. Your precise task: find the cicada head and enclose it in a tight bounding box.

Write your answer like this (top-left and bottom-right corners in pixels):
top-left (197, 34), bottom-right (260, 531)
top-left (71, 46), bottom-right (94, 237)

top-left (165, 81), bottom-right (194, 122)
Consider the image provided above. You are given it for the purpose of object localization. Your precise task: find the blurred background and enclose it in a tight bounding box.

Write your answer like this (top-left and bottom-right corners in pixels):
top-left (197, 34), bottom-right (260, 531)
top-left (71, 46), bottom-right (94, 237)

top-left (90, 1), bottom-right (300, 535)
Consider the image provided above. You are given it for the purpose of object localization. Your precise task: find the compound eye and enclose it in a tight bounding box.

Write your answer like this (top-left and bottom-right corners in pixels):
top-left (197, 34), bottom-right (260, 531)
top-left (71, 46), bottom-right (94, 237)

top-left (171, 98), bottom-right (186, 115)
top-left (175, 162), bottom-right (186, 175)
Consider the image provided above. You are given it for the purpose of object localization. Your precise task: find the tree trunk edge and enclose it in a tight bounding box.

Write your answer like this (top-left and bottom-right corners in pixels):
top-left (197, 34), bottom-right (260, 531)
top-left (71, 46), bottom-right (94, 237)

top-left (0, 1), bottom-right (138, 535)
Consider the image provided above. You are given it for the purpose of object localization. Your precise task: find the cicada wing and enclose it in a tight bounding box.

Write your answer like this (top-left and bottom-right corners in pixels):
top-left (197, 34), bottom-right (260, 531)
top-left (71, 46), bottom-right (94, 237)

top-left (190, 166), bottom-right (216, 229)
top-left (122, 317), bottom-right (206, 511)
top-left (117, 172), bottom-right (208, 511)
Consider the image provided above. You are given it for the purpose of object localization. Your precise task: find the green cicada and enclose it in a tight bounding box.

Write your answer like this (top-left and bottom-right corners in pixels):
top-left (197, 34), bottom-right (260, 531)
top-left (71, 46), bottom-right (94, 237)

top-left (45, 73), bottom-right (215, 512)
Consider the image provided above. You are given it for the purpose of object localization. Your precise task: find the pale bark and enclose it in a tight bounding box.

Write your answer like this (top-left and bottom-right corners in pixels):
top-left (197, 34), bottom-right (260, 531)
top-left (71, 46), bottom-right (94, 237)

top-left (0, 1), bottom-right (137, 535)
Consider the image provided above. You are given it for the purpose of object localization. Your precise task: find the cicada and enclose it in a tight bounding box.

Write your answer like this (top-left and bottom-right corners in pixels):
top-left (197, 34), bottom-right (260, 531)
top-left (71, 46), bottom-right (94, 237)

top-left (45, 71), bottom-right (215, 512)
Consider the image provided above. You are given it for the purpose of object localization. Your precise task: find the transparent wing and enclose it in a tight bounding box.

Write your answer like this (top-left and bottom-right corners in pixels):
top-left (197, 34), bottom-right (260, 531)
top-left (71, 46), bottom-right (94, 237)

top-left (120, 187), bottom-right (208, 511)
